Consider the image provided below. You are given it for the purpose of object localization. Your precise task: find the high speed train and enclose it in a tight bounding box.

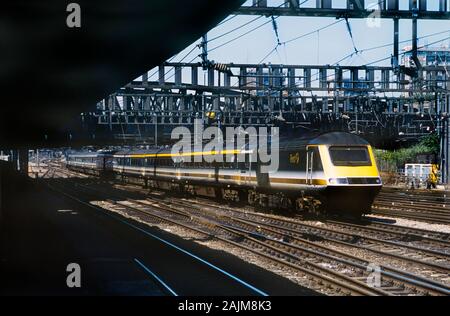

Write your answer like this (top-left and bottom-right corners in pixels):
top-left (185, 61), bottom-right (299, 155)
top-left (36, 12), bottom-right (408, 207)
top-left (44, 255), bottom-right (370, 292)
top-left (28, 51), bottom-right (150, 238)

top-left (66, 131), bottom-right (382, 216)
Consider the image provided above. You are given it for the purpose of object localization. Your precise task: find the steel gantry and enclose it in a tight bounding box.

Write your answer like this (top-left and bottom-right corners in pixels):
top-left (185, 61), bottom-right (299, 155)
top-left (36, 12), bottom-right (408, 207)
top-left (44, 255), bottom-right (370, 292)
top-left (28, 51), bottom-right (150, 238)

top-left (95, 61), bottom-right (449, 144)
top-left (236, 0), bottom-right (450, 20)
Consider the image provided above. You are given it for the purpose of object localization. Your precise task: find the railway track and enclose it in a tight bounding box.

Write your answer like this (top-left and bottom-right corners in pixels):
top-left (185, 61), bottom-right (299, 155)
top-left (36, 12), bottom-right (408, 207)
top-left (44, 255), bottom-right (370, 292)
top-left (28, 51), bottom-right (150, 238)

top-left (46, 173), bottom-right (376, 295)
top-left (43, 166), bottom-right (450, 296)
top-left (111, 183), bottom-right (450, 249)
top-left (373, 188), bottom-right (450, 225)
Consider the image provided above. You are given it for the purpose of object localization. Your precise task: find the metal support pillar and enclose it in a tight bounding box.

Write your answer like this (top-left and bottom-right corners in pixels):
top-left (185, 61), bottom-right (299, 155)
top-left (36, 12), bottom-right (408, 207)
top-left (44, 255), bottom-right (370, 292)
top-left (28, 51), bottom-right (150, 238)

top-left (444, 93), bottom-right (450, 184)
top-left (175, 66), bottom-right (182, 85)
top-left (253, 0), bottom-right (267, 6)
top-left (447, 94), bottom-right (450, 184)
top-left (11, 150), bottom-right (18, 171)
top-left (392, 18), bottom-right (399, 70)
top-left (415, 0), bottom-right (427, 11)
top-left (191, 66), bottom-right (198, 85)
top-left (201, 34), bottom-right (208, 70)
top-left (316, 0), bottom-right (332, 9)
top-left (142, 72), bottom-right (148, 83)
top-left (412, 5), bottom-right (418, 63)
top-left (439, 0), bottom-right (448, 12)
top-left (18, 149), bottom-right (28, 175)
top-left (285, 0), bottom-right (299, 8)
top-left (347, 0), bottom-right (364, 10)
top-left (385, 0), bottom-right (399, 10)
top-left (154, 115), bottom-right (158, 146)
top-left (411, 1), bottom-right (421, 89)
top-left (158, 65), bottom-right (165, 85)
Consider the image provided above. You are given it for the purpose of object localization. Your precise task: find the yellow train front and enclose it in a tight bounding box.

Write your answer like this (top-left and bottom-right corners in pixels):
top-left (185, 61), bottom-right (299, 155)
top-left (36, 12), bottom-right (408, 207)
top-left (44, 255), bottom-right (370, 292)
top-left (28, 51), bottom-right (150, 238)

top-left (245, 131), bottom-right (382, 215)
top-left (297, 132), bottom-right (382, 215)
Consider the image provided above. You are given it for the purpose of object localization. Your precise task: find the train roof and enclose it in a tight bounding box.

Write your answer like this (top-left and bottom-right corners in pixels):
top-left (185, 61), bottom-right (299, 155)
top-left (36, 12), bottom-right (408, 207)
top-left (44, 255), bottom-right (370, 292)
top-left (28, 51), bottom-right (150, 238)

top-left (69, 132), bottom-right (369, 157)
top-left (113, 147), bottom-right (168, 156)
top-left (67, 151), bottom-right (98, 158)
top-left (309, 131), bottom-right (369, 145)
top-left (278, 131), bottom-right (369, 150)
top-left (67, 149), bottom-right (117, 157)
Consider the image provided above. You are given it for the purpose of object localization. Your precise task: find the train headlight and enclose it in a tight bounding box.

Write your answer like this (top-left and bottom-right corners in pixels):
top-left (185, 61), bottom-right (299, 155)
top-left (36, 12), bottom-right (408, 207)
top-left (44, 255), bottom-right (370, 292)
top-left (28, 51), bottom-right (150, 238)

top-left (328, 178), bottom-right (348, 185)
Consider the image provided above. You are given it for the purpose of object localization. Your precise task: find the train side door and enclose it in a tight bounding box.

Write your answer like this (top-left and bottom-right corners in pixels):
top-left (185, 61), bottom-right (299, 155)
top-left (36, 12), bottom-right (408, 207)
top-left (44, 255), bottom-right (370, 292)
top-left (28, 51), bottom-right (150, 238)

top-left (256, 154), bottom-right (269, 188)
top-left (238, 151), bottom-right (251, 186)
top-left (306, 146), bottom-right (314, 185)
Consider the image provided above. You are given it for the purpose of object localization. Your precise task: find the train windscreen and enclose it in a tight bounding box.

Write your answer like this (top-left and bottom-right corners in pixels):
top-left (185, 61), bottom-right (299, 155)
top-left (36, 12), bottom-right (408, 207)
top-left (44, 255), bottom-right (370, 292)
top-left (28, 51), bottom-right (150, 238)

top-left (329, 146), bottom-right (371, 166)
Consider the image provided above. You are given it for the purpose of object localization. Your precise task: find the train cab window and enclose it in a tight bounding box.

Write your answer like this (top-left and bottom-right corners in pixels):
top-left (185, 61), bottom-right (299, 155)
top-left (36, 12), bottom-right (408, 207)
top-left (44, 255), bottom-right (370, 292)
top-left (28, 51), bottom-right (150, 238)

top-left (329, 146), bottom-right (371, 166)
top-left (313, 151), bottom-right (323, 171)
top-left (308, 148), bottom-right (323, 171)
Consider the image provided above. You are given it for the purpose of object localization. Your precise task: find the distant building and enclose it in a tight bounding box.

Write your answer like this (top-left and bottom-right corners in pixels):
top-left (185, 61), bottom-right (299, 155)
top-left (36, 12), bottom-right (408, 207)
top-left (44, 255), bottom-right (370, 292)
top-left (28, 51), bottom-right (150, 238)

top-left (401, 45), bottom-right (449, 90)
top-left (401, 45), bottom-right (449, 67)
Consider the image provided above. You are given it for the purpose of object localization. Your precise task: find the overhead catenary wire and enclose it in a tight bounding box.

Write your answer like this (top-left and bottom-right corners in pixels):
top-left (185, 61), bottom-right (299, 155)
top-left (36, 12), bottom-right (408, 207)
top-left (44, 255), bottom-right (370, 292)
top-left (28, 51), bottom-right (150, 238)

top-left (333, 29), bottom-right (450, 67)
top-left (291, 35), bottom-right (450, 90)
top-left (151, 20), bottom-right (449, 95)
top-left (208, 18), bottom-right (279, 53)
top-left (147, 41), bottom-right (200, 81)
top-left (235, 35), bottom-right (450, 93)
top-left (296, 29), bottom-right (450, 92)
top-left (207, 1), bottom-right (291, 53)
top-left (258, 19), bottom-right (345, 64)
top-left (208, 15), bottom-right (264, 43)
top-left (344, 17), bottom-right (358, 55)
top-left (213, 0), bottom-right (267, 28)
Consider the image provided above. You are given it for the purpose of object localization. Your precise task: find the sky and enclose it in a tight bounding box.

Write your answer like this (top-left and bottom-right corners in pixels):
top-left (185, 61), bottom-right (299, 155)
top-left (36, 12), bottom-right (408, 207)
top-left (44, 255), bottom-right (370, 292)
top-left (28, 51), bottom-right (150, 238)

top-left (144, 0), bottom-right (450, 81)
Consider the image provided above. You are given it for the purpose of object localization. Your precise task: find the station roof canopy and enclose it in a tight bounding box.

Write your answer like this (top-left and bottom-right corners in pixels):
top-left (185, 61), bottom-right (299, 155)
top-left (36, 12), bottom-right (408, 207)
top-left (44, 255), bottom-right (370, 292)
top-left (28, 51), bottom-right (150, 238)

top-left (0, 0), bottom-right (245, 148)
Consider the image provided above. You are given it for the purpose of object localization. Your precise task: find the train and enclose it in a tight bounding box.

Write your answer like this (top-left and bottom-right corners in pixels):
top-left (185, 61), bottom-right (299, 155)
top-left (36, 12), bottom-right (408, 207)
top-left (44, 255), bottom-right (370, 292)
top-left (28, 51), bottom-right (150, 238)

top-left (66, 131), bottom-right (382, 216)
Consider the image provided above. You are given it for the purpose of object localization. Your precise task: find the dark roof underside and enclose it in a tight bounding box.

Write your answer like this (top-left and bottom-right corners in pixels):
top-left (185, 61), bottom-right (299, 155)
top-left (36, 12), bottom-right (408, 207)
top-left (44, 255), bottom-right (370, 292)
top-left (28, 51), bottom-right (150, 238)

top-left (1, 0), bottom-right (245, 148)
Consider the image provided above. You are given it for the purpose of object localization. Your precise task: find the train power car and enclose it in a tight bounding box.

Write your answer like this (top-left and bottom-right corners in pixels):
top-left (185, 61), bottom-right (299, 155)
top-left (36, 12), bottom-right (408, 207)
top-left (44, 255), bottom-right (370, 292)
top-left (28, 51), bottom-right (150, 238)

top-left (66, 132), bottom-right (382, 216)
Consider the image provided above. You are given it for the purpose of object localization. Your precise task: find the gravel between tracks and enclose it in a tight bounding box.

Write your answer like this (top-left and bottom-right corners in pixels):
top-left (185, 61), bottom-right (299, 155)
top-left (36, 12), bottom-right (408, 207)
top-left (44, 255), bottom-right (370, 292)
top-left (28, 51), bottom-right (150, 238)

top-left (90, 200), bottom-right (344, 295)
top-left (366, 215), bottom-right (450, 234)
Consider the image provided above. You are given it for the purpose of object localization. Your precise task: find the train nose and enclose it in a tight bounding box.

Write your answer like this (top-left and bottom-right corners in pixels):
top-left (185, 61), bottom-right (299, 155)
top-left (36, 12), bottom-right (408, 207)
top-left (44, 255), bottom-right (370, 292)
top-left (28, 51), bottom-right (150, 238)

top-left (328, 178), bottom-right (349, 185)
top-left (328, 177), bottom-right (382, 185)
